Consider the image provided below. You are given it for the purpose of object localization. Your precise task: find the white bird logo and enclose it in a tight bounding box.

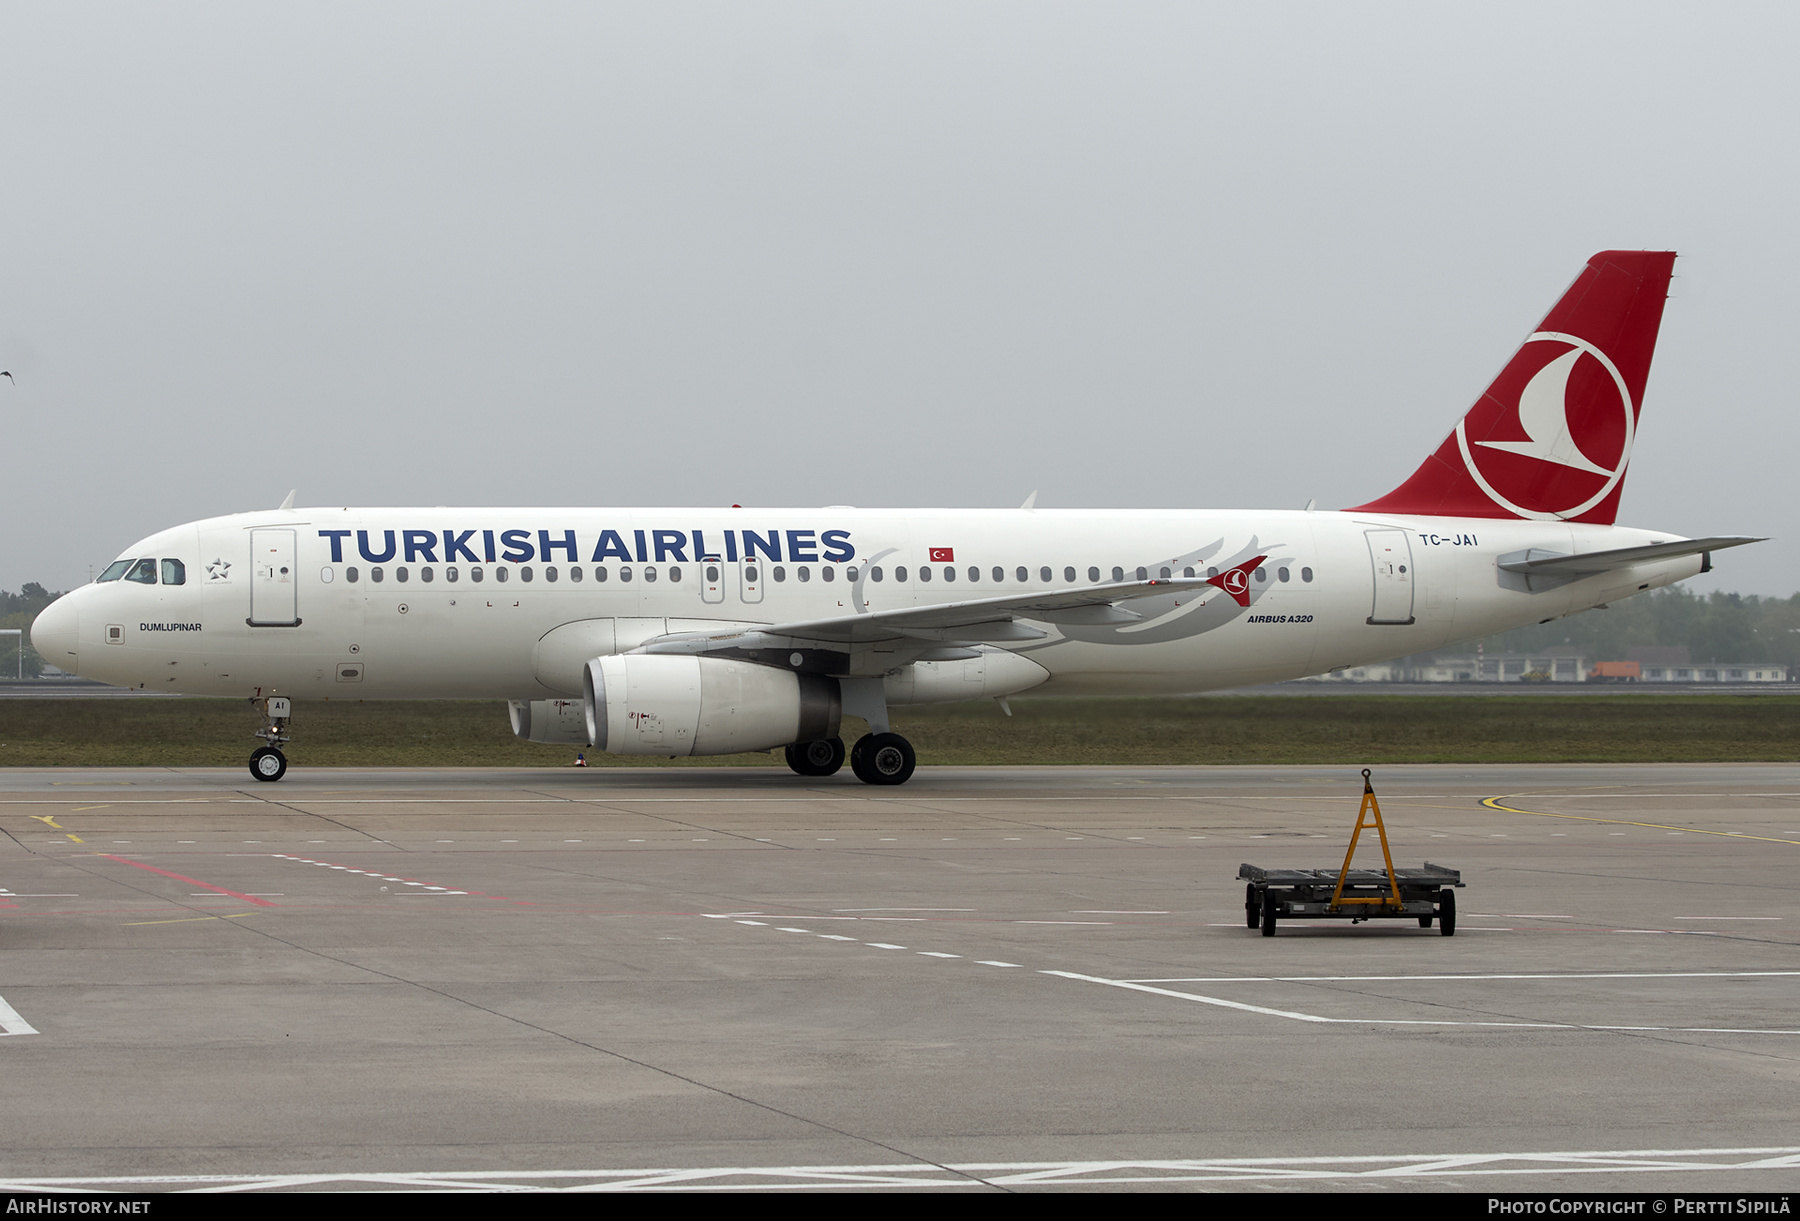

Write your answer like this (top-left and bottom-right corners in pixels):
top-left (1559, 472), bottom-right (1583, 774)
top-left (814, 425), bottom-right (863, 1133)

top-left (1475, 345), bottom-right (1614, 475)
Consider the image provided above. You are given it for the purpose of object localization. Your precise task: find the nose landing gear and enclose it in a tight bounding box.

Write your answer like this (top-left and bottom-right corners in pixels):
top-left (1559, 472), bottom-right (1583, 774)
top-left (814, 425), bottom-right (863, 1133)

top-left (248, 696), bottom-right (292, 782)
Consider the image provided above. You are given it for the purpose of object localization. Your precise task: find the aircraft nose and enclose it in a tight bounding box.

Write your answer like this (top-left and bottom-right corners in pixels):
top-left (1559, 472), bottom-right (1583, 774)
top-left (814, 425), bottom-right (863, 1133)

top-left (30, 595), bottom-right (78, 675)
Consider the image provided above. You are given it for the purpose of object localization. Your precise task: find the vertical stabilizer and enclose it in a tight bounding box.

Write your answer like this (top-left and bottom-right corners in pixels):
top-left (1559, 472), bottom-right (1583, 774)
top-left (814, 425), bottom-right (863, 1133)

top-left (1349, 250), bottom-right (1676, 524)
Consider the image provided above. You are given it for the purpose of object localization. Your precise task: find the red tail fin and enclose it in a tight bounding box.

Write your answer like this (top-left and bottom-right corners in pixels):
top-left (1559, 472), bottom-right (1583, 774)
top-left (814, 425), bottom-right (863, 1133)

top-left (1349, 251), bottom-right (1676, 524)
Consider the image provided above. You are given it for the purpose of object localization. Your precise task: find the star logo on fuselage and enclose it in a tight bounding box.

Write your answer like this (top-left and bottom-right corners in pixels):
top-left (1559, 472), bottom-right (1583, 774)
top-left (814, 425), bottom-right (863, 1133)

top-left (206, 558), bottom-right (232, 581)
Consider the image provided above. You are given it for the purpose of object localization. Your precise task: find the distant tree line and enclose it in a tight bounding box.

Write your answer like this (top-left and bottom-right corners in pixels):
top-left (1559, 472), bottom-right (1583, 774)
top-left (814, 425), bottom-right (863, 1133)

top-left (1466, 587), bottom-right (1800, 669)
top-left (0, 584), bottom-right (65, 678)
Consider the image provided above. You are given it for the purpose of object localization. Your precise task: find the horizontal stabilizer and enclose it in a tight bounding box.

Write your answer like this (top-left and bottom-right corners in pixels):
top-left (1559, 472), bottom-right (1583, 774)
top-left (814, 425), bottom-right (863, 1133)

top-left (1498, 536), bottom-right (1763, 576)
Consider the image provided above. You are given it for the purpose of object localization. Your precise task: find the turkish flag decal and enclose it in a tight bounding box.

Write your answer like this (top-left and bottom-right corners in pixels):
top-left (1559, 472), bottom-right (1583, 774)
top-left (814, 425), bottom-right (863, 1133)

top-left (929, 547), bottom-right (954, 563)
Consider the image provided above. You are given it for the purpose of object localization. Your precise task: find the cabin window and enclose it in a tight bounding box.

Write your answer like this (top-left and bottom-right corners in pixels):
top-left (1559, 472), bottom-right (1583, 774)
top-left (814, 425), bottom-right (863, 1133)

top-left (1278, 567), bottom-right (1290, 582)
top-left (1088, 566), bottom-right (1100, 582)
top-left (1136, 567), bottom-right (1148, 581)
top-left (895, 566), bottom-right (908, 582)
top-left (797, 566), bottom-right (811, 582)
top-left (371, 567), bottom-right (385, 583)
top-left (544, 566), bottom-right (558, 583)
top-left (1039, 566), bottom-right (1051, 582)
top-left (705, 565), bottom-right (720, 583)
top-left (995, 567), bottom-right (1006, 583)
top-left (495, 567), bottom-right (509, 583)
top-left (820, 565), bottom-right (834, 582)
top-left (942, 566), bottom-right (954, 582)
top-left (126, 558), bottom-right (157, 584)
top-left (162, 559), bottom-right (187, 585)
top-left (773, 566), bottom-right (786, 582)
top-left (446, 566), bottom-right (458, 583)
top-left (643, 566), bottom-right (658, 583)
top-left (870, 567), bottom-right (883, 582)
top-left (668, 566), bottom-right (681, 582)
top-left (569, 565), bottom-right (582, 583)
top-left (1206, 567), bottom-right (1218, 578)
top-left (346, 566), bottom-right (359, 583)
top-left (1254, 567), bottom-right (1268, 583)
top-left (968, 567), bottom-right (981, 583)
top-left (1112, 566), bottom-right (1124, 582)
top-left (1159, 567), bottom-right (1171, 579)
top-left (917, 566), bottom-right (931, 583)
top-left (97, 560), bottom-right (132, 582)
top-left (594, 567), bottom-right (606, 582)
top-left (319, 566), bottom-right (334, 584)
top-left (1183, 567), bottom-right (1195, 578)
top-left (421, 567), bottom-right (434, 583)
top-left (619, 567), bottom-right (632, 583)
top-left (396, 566), bottom-right (410, 583)
top-left (1063, 567), bottom-right (1075, 583)
top-left (1301, 567), bottom-right (1313, 582)
top-left (845, 566), bottom-right (858, 581)
top-left (470, 566), bottom-right (483, 583)
top-left (520, 566), bottom-right (533, 583)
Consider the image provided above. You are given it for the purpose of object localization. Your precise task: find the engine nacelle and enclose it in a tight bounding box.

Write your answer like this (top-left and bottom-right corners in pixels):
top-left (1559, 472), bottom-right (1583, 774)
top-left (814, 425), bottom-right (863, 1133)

top-left (583, 654), bottom-right (841, 756)
top-left (508, 698), bottom-right (591, 745)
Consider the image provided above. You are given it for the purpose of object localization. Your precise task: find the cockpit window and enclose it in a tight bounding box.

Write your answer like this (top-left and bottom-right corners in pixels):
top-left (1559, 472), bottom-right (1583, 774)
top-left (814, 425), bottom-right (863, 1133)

top-left (97, 561), bottom-right (132, 583)
top-left (125, 558), bottom-right (157, 585)
top-left (161, 559), bottom-right (186, 586)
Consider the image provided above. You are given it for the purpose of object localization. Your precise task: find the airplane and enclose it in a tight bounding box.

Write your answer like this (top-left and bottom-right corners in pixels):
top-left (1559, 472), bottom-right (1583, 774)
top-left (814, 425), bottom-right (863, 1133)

top-left (30, 250), bottom-right (1759, 785)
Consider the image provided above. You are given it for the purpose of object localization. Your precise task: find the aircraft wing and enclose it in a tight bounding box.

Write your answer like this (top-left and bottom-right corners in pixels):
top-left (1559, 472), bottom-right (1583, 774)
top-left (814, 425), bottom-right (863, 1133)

top-left (1498, 536), bottom-right (1763, 576)
top-left (637, 576), bottom-right (1219, 656)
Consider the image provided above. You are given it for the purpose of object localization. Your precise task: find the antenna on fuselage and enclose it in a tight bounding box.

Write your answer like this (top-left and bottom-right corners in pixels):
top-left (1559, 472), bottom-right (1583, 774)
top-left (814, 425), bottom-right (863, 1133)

top-left (277, 489), bottom-right (296, 511)
top-left (1020, 490), bottom-right (1038, 510)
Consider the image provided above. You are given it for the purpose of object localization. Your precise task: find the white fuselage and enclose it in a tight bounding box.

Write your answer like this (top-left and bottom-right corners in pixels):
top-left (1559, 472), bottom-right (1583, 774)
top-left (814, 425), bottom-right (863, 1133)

top-left (35, 506), bottom-right (1701, 702)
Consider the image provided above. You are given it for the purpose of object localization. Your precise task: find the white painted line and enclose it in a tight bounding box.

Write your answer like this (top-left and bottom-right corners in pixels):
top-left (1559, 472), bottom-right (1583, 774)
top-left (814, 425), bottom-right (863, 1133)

top-left (1674, 916), bottom-right (1781, 921)
top-left (775, 928), bottom-right (810, 934)
top-left (918, 952), bottom-right (961, 959)
top-left (735, 920), bottom-right (767, 926)
top-left (1016, 920), bottom-right (1112, 925)
top-left (1129, 970), bottom-right (1800, 984)
top-left (0, 994), bottom-right (39, 1037)
top-left (977, 961), bottom-right (1020, 968)
top-left (1047, 971), bottom-right (1800, 1034)
top-left (817, 935), bottom-right (857, 942)
top-left (867, 944), bottom-right (908, 950)
top-left (8, 1147), bottom-right (1800, 1189)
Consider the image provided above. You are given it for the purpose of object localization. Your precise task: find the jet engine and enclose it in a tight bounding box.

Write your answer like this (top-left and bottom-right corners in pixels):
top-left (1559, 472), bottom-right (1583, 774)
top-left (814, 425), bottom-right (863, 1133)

top-left (583, 654), bottom-right (840, 756)
top-left (507, 698), bottom-right (591, 745)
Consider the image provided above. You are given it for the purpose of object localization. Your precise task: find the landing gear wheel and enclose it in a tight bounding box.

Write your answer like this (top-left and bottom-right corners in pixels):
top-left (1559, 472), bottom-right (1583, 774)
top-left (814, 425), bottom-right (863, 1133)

top-left (249, 746), bottom-right (287, 783)
top-left (849, 732), bottom-right (916, 786)
top-left (1245, 884), bottom-right (1261, 929)
top-left (784, 737), bottom-right (846, 777)
top-left (1261, 890), bottom-right (1279, 937)
top-left (1438, 888), bottom-right (1456, 937)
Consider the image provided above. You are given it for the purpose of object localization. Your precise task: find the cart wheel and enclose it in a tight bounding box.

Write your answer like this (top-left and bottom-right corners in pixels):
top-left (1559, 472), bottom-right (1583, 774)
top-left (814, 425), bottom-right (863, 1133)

top-left (1418, 913), bottom-right (1433, 928)
top-left (1245, 884), bottom-right (1260, 929)
top-left (1261, 890), bottom-right (1279, 937)
top-left (1438, 888), bottom-right (1456, 937)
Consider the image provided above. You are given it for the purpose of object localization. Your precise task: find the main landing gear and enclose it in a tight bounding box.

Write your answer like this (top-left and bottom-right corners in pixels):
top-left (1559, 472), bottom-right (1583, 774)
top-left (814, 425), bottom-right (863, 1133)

top-left (248, 695), bottom-right (292, 783)
top-left (849, 732), bottom-right (915, 786)
top-left (784, 737), bottom-right (846, 777)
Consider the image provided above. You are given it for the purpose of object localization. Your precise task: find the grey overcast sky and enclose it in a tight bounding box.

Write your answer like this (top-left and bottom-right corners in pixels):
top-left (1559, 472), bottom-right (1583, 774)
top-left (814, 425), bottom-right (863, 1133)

top-left (2, 2), bottom-right (1795, 595)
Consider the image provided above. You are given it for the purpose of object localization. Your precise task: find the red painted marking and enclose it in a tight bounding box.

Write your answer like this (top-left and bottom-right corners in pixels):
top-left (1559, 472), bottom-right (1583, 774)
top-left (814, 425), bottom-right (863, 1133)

top-left (96, 855), bottom-right (277, 906)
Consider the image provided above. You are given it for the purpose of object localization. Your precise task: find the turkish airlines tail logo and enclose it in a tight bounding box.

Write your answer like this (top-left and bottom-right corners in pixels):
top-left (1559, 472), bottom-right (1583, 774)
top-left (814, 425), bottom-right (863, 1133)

top-left (1349, 251), bottom-right (1675, 526)
top-left (1206, 556), bottom-right (1266, 607)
